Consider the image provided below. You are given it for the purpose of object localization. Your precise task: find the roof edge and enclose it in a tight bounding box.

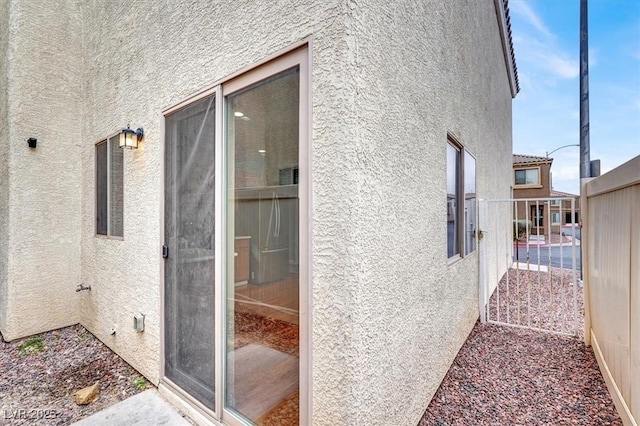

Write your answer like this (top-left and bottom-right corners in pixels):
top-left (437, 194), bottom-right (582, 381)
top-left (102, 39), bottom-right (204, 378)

top-left (494, 0), bottom-right (520, 98)
top-left (550, 189), bottom-right (579, 198)
top-left (513, 154), bottom-right (553, 165)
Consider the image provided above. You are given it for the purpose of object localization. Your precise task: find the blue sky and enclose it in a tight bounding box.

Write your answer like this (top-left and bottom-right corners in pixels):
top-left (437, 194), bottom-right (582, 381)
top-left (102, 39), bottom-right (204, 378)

top-left (509, 0), bottom-right (640, 195)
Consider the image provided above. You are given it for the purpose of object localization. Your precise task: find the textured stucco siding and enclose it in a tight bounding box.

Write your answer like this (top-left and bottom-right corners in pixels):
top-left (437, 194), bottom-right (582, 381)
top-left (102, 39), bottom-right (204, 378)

top-left (76, 3), bottom-right (357, 421)
top-left (0, 0), bottom-right (10, 333)
top-left (3, 0), bottom-right (514, 423)
top-left (0, 0), bottom-right (83, 341)
top-left (338, 1), bottom-right (513, 424)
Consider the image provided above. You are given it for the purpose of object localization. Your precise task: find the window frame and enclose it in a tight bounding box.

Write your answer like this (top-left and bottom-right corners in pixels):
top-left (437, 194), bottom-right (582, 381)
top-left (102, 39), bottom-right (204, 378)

top-left (95, 133), bottom-right (124, 239)
top-left (531, 205), bottom-right (544, 228)
top-left (565, 211), bottom-right (579, 224)
top-left (446, 140), bottom-right (461, 260)
top-left (551, 212), bottom-right (561, 225)
top-left (464, 150), bottom-right (477, 256)
top-left (447, 133), bottom-right (477, 262)
top-left (513, 166), bottom-right (541, 188)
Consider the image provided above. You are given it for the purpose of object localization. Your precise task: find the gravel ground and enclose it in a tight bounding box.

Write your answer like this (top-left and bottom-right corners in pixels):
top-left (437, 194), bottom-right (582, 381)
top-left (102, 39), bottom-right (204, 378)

top-left (487, 267), bottom-right (583, 335)
top-left (0, 314), bottom-right (298, 426)
top-left (420, 323), bottom-right (621, 425)
top-left (420, 267), bottom-right (621, 426)
top-left (0, 325), bottom-right (150, 425)
top-left (0, 270), bottom-right (620, 426)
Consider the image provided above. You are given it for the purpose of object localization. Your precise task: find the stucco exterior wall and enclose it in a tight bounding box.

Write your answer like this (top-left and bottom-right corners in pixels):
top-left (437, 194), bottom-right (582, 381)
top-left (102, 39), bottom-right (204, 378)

top-left (3, 0), bottom-right (513, 424)
top-left (0, 0), bottom-right (10, 334)
top-left (0, 0), bottom-right (83, 341)
top-left (339, 1), bottom-right (513, 424)
top-left (76, 2), bottom-right (357, 419)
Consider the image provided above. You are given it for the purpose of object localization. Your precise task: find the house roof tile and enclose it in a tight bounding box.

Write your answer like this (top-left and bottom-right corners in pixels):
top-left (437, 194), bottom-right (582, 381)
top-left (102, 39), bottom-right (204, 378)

top-left (503, 0), bottom-right (520, 93)
top-left (494, 0), bottom-right (520, 97)
top-left (550, 189), bottom-right (579, 198)
top-left (513, 154), bottom-right (553, 165)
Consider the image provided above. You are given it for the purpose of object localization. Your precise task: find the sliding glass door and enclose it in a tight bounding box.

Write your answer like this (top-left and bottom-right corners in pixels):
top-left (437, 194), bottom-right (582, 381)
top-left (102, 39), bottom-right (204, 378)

top-left (163, 46), bottom-right (308, 426)
top-left (224, 66), bottom-right (300, 425)
top-left (164, 95), bottom-right (217, 409)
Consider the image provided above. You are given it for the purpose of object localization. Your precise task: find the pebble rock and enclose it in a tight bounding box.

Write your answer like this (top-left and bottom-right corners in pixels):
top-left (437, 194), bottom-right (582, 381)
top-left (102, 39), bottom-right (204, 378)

top-left (74, 382), bottom-right (100, 405)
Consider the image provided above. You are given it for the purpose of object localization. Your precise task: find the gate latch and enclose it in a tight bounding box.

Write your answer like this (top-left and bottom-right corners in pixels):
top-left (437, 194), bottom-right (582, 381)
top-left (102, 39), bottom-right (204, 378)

top-left (477, 229), bottom-right (485, 241)
top-left (162, 245), bottom-right (169, 258)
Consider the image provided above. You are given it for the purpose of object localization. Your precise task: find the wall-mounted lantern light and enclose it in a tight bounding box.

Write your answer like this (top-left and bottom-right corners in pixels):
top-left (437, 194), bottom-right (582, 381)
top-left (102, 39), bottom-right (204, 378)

top-left (119, 125), bottom-right (144, 149)
top-left (27, 138), bottom-right (37, 148)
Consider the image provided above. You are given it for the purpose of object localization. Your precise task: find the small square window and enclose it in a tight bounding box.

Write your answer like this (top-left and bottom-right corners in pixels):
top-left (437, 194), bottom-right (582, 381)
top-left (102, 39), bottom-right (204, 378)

top-left (514, 168), bottom-right (539, 186)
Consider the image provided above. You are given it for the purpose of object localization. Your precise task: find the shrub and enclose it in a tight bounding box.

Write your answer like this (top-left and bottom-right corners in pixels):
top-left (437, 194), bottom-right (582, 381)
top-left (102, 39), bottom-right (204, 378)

top-left (17, 336), bottom-right (45, 355)
top-left (134, 377), bottom-right (148, 390)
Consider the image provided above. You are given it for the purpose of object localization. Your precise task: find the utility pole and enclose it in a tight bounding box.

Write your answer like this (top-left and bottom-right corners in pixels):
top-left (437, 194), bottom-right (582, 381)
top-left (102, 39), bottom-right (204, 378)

top-left (579, 0), bottom-right (591, 315)
top-left (580, 0), bottom-right (590, 178)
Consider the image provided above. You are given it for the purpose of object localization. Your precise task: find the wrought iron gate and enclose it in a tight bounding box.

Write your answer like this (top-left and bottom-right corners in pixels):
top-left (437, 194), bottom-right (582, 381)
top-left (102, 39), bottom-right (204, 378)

top-left (478, 198), bottom-right (581, 336)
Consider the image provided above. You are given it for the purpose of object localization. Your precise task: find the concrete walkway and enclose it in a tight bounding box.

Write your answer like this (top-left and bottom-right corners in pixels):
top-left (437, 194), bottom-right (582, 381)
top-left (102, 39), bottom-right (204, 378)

top-left (511, 261), bottom-right (548, 272)
top-left (71, 390), bottom-right (192, 426)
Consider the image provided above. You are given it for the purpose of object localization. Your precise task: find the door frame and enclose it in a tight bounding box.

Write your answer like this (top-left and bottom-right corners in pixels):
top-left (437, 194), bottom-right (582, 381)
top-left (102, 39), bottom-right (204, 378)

top-left (159, 41), bottom-right (312, 426)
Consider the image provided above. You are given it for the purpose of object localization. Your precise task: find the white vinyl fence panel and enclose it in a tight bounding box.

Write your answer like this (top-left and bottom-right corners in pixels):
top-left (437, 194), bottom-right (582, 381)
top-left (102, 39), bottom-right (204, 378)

top-left (584, 155), bottom-right (640, 426)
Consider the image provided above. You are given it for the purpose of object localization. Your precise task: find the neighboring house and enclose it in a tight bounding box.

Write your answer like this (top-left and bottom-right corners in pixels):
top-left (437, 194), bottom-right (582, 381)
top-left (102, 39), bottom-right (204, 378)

top-left (512, 154), bottom-right (553, 235)
top-left (512, 154), bottom-right (580, 237)
top-left (550, 189), bottom-right (581, 233)
top-left (0, 1), bottom-right (518, 425)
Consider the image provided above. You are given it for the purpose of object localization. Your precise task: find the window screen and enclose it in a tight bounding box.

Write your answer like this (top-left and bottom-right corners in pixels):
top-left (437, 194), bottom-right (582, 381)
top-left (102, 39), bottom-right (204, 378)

top-left (110, 136), bottom-right (124, 237)
top-left (96, 141), bottom-right (108, 235)
top-left (96, 136), bottom-right (124, 237)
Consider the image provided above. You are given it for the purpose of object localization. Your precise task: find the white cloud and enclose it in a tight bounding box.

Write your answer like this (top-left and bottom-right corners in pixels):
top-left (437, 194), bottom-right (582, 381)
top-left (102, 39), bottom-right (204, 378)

top-left (550, 163), bottom-right (580, 193)
top-left (510, 2), bottom-right (578, 82)
top-left (546, 54), bottom-right (579, 79)
top-left (510, 0), bottom-right (553, 39)
top-left (513, 35), bottom-right (578, 82)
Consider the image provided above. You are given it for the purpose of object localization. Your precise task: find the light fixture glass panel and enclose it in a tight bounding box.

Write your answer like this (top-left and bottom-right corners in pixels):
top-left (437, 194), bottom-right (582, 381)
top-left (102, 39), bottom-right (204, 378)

top-left (120, 130), bottom-right (138, 149)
